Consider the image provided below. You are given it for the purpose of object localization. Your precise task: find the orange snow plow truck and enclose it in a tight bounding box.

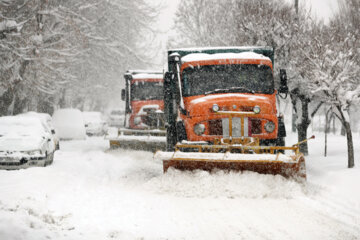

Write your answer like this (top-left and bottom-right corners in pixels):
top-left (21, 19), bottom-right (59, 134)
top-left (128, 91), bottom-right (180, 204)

top-left (108, 70), bottom-right (166, 151)
top-left (154, 47), bottom-right (310, 179)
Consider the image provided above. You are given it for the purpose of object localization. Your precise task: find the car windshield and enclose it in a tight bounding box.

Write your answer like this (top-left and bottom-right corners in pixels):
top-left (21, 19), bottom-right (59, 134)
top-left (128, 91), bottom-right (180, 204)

top-left (131, 81), bottom-right (163, 101)
top-left (181, 64), bottom-right (274, 97)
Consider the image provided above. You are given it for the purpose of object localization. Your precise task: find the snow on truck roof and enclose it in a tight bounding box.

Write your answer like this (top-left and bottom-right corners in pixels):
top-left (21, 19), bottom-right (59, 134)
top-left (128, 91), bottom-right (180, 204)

top-left (127, 70), bottom-right (163, 80)
top-left (181, 52), bottom-right (271, 63)
top-left (132, 73), bottom-right (163, 80)
top-left (169, 46), bottom-right (273, 52)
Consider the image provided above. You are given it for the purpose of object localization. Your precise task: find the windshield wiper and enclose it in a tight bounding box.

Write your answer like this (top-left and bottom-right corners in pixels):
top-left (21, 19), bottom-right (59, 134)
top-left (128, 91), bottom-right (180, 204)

top-left (205, 86), bottom-right (255, 95)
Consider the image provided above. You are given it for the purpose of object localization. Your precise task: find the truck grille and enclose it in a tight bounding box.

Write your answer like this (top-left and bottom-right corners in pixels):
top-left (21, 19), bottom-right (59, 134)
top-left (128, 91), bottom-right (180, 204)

top-left (208, 118), bottom-right (262, 137)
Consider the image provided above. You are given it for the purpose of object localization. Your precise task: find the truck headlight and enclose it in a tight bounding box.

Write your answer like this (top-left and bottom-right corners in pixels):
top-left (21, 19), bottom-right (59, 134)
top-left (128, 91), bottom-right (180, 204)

top-left (265, 121), bottom-right (275, 133)
top-left (134, 116), bottom-right (142, 125)
top-left (194, 123), bottom-right (205, 135)
top-left (212, 104), bottom-right (220, 112)
top-left (253, 105), bottom-right (261, 114)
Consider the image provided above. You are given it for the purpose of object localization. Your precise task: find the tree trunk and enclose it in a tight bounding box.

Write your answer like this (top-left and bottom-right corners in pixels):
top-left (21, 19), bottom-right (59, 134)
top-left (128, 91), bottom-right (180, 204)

top-left (325, 109), bottom-right (329, 157)
top-left (336, 106), bottom-right (355, 168)
top-left (0, 89), bottom-right (14, 116)
top-left (296, 96), bottom-right (310, 155)
top-left (292, 108), bottom-right (297, 132)
top-left (344, 121), bottom-right (354, 168)
top-left (341, 124), bottom-right (346, 136)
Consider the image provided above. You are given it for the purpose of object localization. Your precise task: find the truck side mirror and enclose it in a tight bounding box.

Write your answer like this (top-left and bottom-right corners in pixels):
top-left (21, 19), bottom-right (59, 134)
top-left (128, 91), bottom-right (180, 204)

top-left (169, 53), bottom-right (181, 64)
top-left (279, 69), bottom-right (289, 94)
top-left (121, 89), bottom-right (125, 101)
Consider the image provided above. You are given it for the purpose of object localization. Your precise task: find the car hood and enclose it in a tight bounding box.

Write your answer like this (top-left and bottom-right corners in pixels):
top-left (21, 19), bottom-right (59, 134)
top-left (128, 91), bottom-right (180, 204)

top-left (184, 93), bottom-right (275, 117)
top-left (0, 136), bottom-right (44, 152)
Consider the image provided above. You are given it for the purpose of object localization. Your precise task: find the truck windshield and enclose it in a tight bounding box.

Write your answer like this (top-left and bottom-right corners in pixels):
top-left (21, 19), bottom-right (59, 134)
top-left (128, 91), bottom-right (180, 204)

top-left (181, 64), bottom-right (274, 96)
top-left (131, 81), bottom-right (163, 101)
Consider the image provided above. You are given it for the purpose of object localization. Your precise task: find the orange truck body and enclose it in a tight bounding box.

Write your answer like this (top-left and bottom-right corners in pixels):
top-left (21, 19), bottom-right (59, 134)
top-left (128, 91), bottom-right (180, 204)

top-left (109, 70), bottom-right (166, 151)
top-left (179, 58), bottom-right (278, 142)
top-left (164, 47), bottom-right (287, 150)
top-left (123, 71), bottom-right (165, 130)
top-left (156, 47), bottom-right (308, 178)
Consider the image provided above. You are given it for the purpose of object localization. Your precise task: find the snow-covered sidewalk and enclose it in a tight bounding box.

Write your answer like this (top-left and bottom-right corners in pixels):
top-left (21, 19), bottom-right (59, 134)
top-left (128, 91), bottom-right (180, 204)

top-left (0, 134), bottom-right (359, 240)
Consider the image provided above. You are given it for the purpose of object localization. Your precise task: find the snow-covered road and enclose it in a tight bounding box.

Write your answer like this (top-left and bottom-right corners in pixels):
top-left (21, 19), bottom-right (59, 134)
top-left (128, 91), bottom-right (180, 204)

top-left (0, 133), bottom-right (359, 240)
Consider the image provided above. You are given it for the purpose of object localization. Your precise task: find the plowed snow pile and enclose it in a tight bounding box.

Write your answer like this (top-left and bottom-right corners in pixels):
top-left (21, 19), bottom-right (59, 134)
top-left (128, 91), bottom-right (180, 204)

top-left (0, 134), bottom-right (359, 240)
top-left (145, 169), bottom-right (311, 199)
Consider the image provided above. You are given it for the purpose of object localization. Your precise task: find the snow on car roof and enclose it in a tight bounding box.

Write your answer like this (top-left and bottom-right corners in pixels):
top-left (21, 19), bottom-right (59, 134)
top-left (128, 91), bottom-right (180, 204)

top-left (18, 111), bottom-right (52, 123)
top-left (83, 111), bottom-right (104, 123)
top-left (181, 52), bottom-right (271, 63)
top-left (0, 116), bottom-right (46, 136)
top-left (52, 108), bottom-right (86, 140)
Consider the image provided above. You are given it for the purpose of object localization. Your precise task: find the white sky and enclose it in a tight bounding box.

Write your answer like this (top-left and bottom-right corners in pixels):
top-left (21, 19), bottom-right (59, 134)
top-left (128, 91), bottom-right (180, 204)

top-left (147, 0), bottom-right (339, 66)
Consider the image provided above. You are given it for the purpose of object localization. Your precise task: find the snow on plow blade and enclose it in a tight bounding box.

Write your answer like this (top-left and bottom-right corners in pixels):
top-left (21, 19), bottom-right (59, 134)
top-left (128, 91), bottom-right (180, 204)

top-left (107, 128), bottom-right (166, 151)
top-left (155, 150), bottom-right (306, 179)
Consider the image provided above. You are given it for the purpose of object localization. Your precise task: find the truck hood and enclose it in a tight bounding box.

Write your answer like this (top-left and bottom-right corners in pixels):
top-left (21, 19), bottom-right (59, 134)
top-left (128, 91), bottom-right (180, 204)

top-left (184, 93), bottom-right (275, 117)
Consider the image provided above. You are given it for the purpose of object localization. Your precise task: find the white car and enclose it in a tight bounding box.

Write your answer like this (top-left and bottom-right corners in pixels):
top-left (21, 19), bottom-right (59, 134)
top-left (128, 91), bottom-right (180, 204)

top-left (83, 111), bottom-right (108, 136)
top-left (0, 116), bottom-right (56, 169)
top-left (52, 108), bottom-right (86, 140)
top-left (18, 111), bottom-right (60, 150)
top-left (108, 109), bottom-right (125, 127)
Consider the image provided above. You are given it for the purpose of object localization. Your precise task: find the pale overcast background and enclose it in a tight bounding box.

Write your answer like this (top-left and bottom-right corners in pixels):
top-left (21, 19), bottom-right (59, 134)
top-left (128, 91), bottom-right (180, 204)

top-left (147, 0), bottom-right (340, 67)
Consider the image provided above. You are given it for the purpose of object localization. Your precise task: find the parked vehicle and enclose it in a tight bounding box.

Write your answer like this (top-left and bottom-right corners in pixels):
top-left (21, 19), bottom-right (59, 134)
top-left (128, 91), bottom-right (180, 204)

top-left (18, 111), bottom-right (60, 150)
top-left (52, 108), bottom-right (86, 140)
top-left (0, 116), bottom-right (56, 169)
top-left (107, 70), bottom-right (166, 151)
top-left (154, 46), bottom-right (310, 179)
top-left (108, 109), bottom-right (125, 127)
top-left (83, 111), bottom-right (108, 136)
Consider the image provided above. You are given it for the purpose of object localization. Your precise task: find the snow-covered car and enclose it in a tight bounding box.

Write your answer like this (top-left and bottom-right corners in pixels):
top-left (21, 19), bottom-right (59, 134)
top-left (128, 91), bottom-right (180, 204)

top-left (0, 116), bottom-right (56, 169)
top-left (83, 111), bottom-right (108, 136)
top-left (18, 111), bottom-right (60, 150)
top-left (108, 109), bottom-right (125, 127)
top-left (52, 108), bottom-right (86, 140)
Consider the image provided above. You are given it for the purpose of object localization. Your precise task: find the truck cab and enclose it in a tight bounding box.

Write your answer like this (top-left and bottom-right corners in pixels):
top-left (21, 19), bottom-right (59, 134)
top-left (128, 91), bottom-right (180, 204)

top-left (164, 47), bottom-right (288, 150)
top-left (121, 70), bottom-right (165, 130)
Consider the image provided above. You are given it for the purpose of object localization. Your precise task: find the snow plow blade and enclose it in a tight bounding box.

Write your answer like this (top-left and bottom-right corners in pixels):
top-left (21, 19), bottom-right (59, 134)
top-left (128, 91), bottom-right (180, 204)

top-left (154, 136), bottom-right (314, 179)
top-left (155, 150), bottom-right (305, 179)
top-left (107, 128), bottom-right (166, 152)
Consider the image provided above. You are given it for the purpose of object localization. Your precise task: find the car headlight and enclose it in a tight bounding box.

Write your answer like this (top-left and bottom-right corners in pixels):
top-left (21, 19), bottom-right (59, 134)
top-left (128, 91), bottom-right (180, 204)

top-left (26, 150), bottom-right (42, 156)
top-left (212, 104), bottom-right (220, 112)
top-left (134, 116), bottom-right (142, 125)
top-left (264, 121), bottom-right (275, 133)
top-left (194, 123), bottom-right (205, 135)
top-left (253, 105), bottom-right (261, 114)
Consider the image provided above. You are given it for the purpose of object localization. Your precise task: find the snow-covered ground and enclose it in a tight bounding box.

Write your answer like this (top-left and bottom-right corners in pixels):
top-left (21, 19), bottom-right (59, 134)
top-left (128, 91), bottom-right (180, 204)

top-left (0, 132), bottom-right (359, 240)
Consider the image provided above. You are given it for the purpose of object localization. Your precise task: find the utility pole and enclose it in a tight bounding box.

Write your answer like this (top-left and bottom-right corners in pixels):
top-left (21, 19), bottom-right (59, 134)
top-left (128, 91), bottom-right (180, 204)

top-left (295, 0), bottom-right (299, 15)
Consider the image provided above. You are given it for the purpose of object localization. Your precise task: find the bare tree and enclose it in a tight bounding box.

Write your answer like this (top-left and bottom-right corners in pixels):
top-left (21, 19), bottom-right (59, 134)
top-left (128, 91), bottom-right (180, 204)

top-left (0, 0), bottom-right (158, 115)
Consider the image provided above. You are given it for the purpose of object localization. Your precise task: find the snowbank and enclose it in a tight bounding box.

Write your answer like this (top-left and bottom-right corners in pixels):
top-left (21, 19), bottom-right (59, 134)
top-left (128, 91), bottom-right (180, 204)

top-left (0, 132), bottom-right (359, 239)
